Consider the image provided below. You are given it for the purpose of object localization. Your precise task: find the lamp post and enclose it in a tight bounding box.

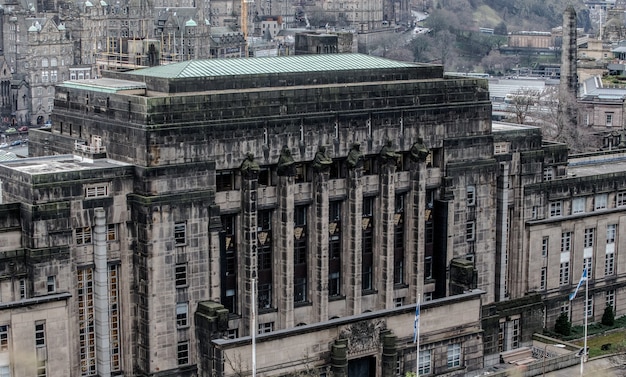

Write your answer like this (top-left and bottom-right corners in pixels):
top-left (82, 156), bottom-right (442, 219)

top-left (542, 343), bottom-right (565, 377)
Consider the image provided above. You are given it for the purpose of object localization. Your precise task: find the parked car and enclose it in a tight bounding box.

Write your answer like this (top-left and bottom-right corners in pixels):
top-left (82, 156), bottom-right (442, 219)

top-left (0, 142), bottom-right (7, 148)
top-left (10, 140), bottom-right (21, 146)
top-left (40, 123), bottom-right (52, 130)
top-left (18, 126), bottom-right (28, 132)
top-left (4, 127), bottom-right (16, 134)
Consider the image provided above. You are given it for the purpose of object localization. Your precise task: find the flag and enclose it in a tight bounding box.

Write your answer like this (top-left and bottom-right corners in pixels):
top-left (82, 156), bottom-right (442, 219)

top-left (413, 303), bottom-right (420, 343)
top-left (569, 268), bottom-right (587, 301)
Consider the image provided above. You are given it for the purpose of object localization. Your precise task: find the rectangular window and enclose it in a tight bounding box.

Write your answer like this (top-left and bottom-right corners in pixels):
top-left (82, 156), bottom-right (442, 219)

top-left (606, 290), bottom-right (615, 309)
top-left (84, 185), bottom-right (108, 198)
top-left (572, 197), bottom-right (585, 214)
top-left (494, 142), bottom-right (509, 155)
top-left (258, 322), bottom-right (274, 334)
top-left (19, 279), bottom-right (26, 299)
top-left (329, 200), bottom-right (342, 297)
top-left (585, 296), bottom-right (593, 317)
top-left (35, 322), bottom-right (45, 347)
top-left (606, 113), bottom-right (613, 127)
top-left (362, 197), bottom-right (375, 291)
top-left (258, 283), bottom-right (272, 309)
top-left (466, 185), bottom-right (476, 206)
top-left (394, 194), bottom-right (405, 285)
top-left (466, 221), bottom-right (475, 241)
top-left (36, 360), bottom-right (46, 377)
top-left (109, 265), bottom-right (121, 372)
top-left (329, 272), bottom-right (340, 297)
top-left (550, 201), bottom-right (562, 217)
top-left (559, 262), bottom-right (570, 286)
top-left (0, 325), bottom-right (8, 351)
top-left (419, 350), bottom-right (431, 375)
top-left (595, 194), bottom-right (608, 210)
top-left (77, 268), bottom-right (96, 375)
top-left (46, 276), bottom-right (55, 293)
top-left (447, 344), bottom-right (461, 368)
top-left (607, 224), bottom-right (616, 244)
top-left (175, 264), bottom-right (187, 287)
top-left (424, 256), bottom-right (433, 279)
top-left (176, 302), bottom-right (189, 328)
top-left (583, 257), bottom-right (593, 279)
top-left (0, 366), bottom-right (8, 377)
top-left (543, 167), bottom-right (554, 181)
top-left (294, 205), bottom-right (308, 303)
top-left (294, 277), bottom-right (307, 303)
top-left (177, 342), bottom-right (189, 365)
top-left (605, 250), bottom-right (615, 276)
top-left (76, 226), bottom-right (92, 245)
top-left (174, 222), bottom-right (186, 245)
top-left (584, 228), bottom-right (595, 248)
top-left (617, 192), bottom-right (626, 207)
top-left (215, 170), bottom-right (235, 191)
top-left (540, 267), bottom-right (547, 290)
top-left (561, 232), bottom-right (571, 253)
top-left (107, 224), bottom-right (117, 241)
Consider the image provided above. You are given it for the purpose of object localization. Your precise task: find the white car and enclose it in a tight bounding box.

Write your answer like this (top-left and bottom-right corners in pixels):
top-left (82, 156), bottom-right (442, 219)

top-left (0, 143), bottom-right (7, 148)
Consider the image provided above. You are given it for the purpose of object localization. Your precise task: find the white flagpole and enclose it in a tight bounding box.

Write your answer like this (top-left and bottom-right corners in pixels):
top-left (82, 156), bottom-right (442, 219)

top-left (416, 293), bottom-right (420, 377)
top-left (252, 277), bottom-right (257, 377)
top-left (581, 274), bottom-right (588, 376)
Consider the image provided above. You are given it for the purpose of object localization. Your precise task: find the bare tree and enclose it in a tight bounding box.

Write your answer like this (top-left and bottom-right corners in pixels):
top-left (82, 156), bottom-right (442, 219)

top-left (506, 88), bottom-right (541, 125)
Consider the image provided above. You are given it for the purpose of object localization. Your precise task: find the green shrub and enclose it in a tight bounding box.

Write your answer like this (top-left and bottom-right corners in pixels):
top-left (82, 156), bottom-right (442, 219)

top-left (555, 312), bottom-right (571, 336)
top-left (602, 305), bottom-right (615, 326)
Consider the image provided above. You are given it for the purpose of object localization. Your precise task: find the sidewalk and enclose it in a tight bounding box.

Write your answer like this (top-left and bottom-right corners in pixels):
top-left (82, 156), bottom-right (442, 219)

top-left (545, 354), bottom-right (626, 376)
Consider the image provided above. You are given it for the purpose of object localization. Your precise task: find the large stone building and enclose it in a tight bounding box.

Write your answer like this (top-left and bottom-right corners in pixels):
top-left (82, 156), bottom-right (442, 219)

top-left (0, 53), bottom-right (495, 376)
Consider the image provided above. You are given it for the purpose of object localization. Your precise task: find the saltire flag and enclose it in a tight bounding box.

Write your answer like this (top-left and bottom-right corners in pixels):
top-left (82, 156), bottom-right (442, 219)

top-left (569, 268), bottom-right (587, 301)
top-left (413, 303), bottom-right (420, 343)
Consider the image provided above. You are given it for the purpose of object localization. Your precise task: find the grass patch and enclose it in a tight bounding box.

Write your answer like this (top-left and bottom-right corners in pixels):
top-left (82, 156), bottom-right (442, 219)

top-left (545, 315), bottom-right (626, 358)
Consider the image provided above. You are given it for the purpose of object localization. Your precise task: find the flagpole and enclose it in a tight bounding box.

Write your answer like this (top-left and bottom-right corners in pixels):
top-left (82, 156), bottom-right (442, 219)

top-left (416, 293), bottom-right (420, 377)
top-left (581, 274), bottom-right (588, 376)
top-left (251, 277), bottom-right (257, 377)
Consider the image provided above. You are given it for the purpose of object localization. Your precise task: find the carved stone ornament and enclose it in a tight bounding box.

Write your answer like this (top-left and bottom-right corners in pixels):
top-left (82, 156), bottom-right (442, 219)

top-left (339, 319), bottom-right (387, 355)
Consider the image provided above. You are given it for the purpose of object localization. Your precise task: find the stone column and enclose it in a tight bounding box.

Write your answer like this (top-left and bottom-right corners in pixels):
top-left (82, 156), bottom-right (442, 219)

top-left (312, 170), bottom-right (330, 322)
top-left (381, 331), bottom-right (398, 377)
top-left (346, 166), bottom-right (363, 316)
top-left (93, 207), bottom-right (111, 377)
top-left (379, 162), bottom-right (396, 309)
top-left (330, 339), bottom-right (348, 377)
top-left (277, 174), bottom-right (295, 329)
top-left (240, 171), bottom-right (258, 337)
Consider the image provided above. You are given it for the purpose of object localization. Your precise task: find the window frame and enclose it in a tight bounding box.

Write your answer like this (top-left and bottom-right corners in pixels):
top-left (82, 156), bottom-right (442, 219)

top-left (174, 222), bottom-right (186, 246)
top-left (176, 302), bottom-right (189, 328)
top-left (446, 344), bottom-right (461, 368)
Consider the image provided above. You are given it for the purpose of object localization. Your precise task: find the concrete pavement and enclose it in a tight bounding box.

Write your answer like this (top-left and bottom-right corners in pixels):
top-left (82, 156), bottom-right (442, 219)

top-left (545, 354), bottom-right (626, 376)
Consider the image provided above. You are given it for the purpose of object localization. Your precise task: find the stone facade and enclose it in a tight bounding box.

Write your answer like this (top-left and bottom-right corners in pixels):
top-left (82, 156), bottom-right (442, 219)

top-left (0, 54), bottom-right (495, 376)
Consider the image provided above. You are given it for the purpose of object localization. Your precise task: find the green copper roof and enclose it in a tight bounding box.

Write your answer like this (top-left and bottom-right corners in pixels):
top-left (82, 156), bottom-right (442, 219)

top-left (126, 53), bottom-right (418, 79)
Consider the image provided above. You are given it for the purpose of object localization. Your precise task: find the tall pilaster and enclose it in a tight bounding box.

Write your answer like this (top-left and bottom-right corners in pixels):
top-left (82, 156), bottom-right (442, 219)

top-left (313, 170), bottom-right (330, 322)
top-left (277, 175), bottom-right (295, 329)
top-left (94, 207), bottom-right (111, 377)
top-left (409, 142), bottom-right (428, 302)
top-left (208, 205), bottom-right (222, 302)
top-left (241, 171), bottom-right (258, 337)
top-left (346, 166), bottom-right (364, 315)
top-left (379, 162), bottom-right (396, 309)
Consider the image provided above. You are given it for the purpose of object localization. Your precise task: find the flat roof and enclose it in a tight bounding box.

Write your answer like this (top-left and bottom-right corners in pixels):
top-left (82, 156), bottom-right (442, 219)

top-left (492, 121), bottom-right (539, 132)
top-left (0, 155), bottom-right (130, 175)
top-left (568, 152), bottom-right (626, 178)
top-left (60, 78), bottom-right (147, 93)
top-left (125, 53), bottom-right (421, 79)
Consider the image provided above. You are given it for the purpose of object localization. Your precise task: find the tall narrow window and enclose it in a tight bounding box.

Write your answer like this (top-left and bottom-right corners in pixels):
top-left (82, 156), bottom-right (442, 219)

top-left (177, 341), bottom-right (189, 365)
top-left (542, 237), bottom-right (549, 257)
top-left (221, 214), bottom-right (237, 314)
top-left (362, 197), bottom-right (375, 291)
top-left (257, 210), bottom-right (273, 309)
top-left (19, 279), bottom-right (26, 299)
top-left (0, 325), bottom-right (8, 351)
top-left (466, 185), bottom-right (476, 206)
top-left (176, 302), bottom-right (189, 328)
top-left (109, 265), bottom-right (121, 372)
top-left (419, 350), bottom-right (431, 375)
top-left (595, 194), bottom-right (607, 210)
top-left (466, 221), bottom-right (475, 241)
top-left (174, 222), bottom-right (186, 245)
top-left (606, 224), bottom-right (616, 276)
top-left (394, 194), bottom-right (405, 285)
top-left (572, 197), bottom-right (585, 214)
top-left (328, 201), bottom-right (342, 297)
top-left (447, 344), bottom-right (461, 368)
top-left (77, 268), bottom-right (96, 375)
top-left (35, 322), bottom-right (45, 347)
top-left (294, 205), bottom-right (308, 303)
top-left (606, 289), bottom-right (615, 310)
top-left (550, 201), bottom-right (562, 217)
top-left (540, 267), bottom-right (547, 290)
top-left (46, 276), bottom-right (55, 293)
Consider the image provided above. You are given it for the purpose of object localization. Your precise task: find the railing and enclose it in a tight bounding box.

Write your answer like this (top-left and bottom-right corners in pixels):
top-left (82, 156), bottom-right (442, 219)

top-left (74, 141), bottom-right (106, 154)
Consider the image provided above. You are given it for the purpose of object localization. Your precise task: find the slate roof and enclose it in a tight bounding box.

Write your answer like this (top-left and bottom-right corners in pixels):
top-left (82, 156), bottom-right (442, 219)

top-left (124, 53), bottom-right (418, 79)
